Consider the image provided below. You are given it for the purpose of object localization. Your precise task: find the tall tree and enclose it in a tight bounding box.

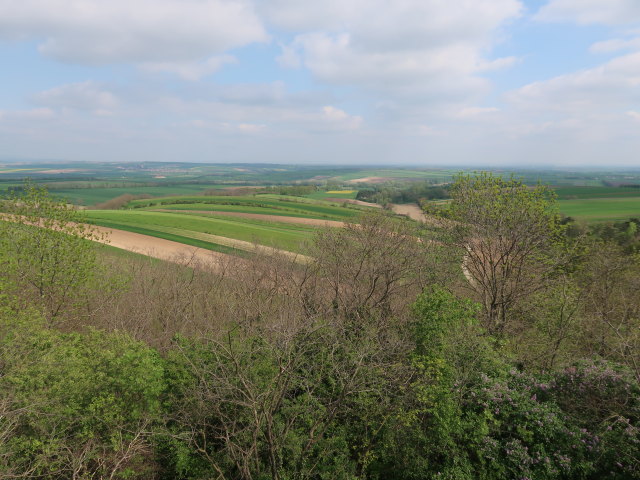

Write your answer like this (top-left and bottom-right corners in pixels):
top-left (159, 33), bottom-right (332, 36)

top-left (441, 173), bottom-right (562, 334)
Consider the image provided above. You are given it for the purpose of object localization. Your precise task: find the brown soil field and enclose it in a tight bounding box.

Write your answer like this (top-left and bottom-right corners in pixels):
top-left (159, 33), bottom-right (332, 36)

top-left (347, 176), bottom-right (392, 184)
top-left (93, 225), bottom-right (311, 265)
top-left (91, 225), bottom-right (242, 272)
top-left (391, 203), bottom-right (427, 222)
top-left (152, 209), bottom-right (347, 227)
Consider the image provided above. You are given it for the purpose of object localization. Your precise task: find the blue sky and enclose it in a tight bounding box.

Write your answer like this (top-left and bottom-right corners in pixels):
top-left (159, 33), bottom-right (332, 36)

top-left (1, 0), bottom-right (640, 167)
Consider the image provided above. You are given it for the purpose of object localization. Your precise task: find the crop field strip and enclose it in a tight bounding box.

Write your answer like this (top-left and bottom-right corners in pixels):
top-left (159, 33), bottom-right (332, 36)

top-left (128, 195), bottom-right (366, 221)
top-left (144, 203), bottom-right (356, 220)
top-left (84, 219), bottom-right (247, 255)
top-left (84, 210), bottom-right (319, 253)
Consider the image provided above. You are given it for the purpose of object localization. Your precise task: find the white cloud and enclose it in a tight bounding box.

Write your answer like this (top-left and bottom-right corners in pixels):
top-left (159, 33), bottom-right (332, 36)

top-left (322, 106), bottom-right (362, 130)
top-left (456, 107), bottom-right (500, 118)
top-left (190, 120), bottom-right (267, 134)
top-left (536, 0), bottom-right (640, 25)
top-left (469, 50), bottom-right (640, 164)
top-left (237, 123), bottom-right (266, 133)
top-left (258, 0), bottom-right (359, 32)
top-left (505, 52), bottom-right (640, 113)
top-left (277, 0), bottom-right (522, 103)
top-left (32, 82), bottom-right (120, 114)
top-left (590, 37), bottom-right (640, 54)
top-left (627, 110), bottom-right (640, 121)
top-left (141, 55), bottom-right (237, 81)
top-left (0, 108), bottom-right (56, 121)
top-left (0, 0), bottom-right (267, 64)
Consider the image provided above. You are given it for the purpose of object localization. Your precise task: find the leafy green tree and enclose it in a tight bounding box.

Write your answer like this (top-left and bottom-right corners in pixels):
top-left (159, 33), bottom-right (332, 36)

top-left (441, 172), bottom-right (563, 335)
top-left (0, 181), bottom-right (104, 323)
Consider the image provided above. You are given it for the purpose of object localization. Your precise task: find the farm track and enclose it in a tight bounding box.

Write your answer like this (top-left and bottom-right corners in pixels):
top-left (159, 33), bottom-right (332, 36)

top-left (151, 209), bottom-right (347, 227)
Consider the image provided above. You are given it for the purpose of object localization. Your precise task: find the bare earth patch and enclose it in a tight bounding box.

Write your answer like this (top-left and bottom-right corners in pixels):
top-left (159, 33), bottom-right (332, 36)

top-left (347, 176), bottom-right (391, 184)
top-left (390, 203), bottom-right (427, 222)
top-left (92, 225), bottom-right (239, 272)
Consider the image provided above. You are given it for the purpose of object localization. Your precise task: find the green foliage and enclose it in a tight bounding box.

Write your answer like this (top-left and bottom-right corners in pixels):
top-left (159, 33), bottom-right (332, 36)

top-left (439, 173), bottom-right (564, 334)
top-left (0, 175), bottom-right (639, 479)
top-left (0, 182), bottom-right (103, 322)
top-left (583, 217), bottom-right (640, 253)
top-left (370, 288), bottom-right (640, 480)
top-left (545, 360), bottom-right (640, 478)
top-left (447, 172), bottom-right (561, 238)
top-left (0, 306), bottom-right (165, 479)
top-left (163, 327), bottom-right (366, 479)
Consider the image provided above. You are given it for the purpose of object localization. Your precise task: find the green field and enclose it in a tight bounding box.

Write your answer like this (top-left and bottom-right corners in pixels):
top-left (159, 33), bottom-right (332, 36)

top-left (128, 194), bottom-right (366, 220)
top-left (553, 186), bottom-right (640, 200)
top-left (4, 161), bottom-right (640, 224)
top-left (85, 210), bottom-right (319, 253)
top-left (305, 190), bottom-right (359, 200)
top-left (558, 197), bottom-right (640, 222)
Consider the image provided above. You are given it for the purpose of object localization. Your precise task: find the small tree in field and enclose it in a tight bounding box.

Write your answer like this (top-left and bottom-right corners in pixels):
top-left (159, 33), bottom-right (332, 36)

top-left (442, 173), bottom-right (562, 334)
top-left (0, 182), bottom-right (103, 323)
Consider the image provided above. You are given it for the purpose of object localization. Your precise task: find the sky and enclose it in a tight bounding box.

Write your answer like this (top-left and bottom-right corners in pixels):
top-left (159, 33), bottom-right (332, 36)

top-left (1, 0), bottom-right (640, 167)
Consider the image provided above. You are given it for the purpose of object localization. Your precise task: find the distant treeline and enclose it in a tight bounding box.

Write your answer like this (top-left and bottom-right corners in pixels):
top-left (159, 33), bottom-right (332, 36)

top-left (602, 181), bottom-right (640, 188)
top-left (356, 182), bottom-right (450, 205)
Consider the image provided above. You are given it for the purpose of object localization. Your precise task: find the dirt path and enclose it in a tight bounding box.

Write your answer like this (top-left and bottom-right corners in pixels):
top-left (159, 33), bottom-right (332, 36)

top-left (151, 209), bottom-right (347, 228)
